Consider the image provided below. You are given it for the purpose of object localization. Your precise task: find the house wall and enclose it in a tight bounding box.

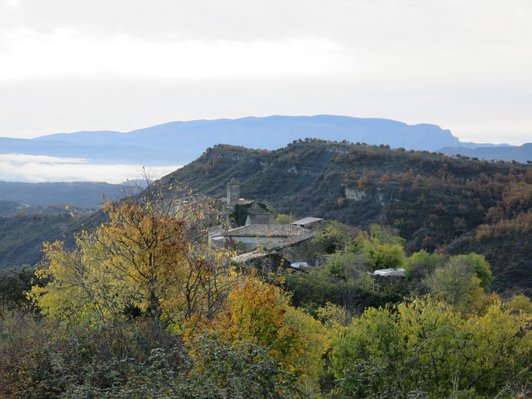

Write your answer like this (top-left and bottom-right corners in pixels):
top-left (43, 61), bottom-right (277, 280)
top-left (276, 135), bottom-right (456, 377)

top-left (227, 181), bottom-right (240, 203)
top-left (281, 239), bottom-right (319, 265)
top-left (245, 214), bottom-right (274, 225)
top-left (244, 252), bottom-right (286, 274)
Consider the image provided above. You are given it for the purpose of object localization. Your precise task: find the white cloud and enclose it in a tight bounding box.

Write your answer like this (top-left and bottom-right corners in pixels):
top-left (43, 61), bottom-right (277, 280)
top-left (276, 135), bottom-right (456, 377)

top-left (0, 154), bottom-right (178, 183)
top-left (2, 0), bottom-right (20, 7)
top-left (0, 28), bottom-right (343, 81)
top-left (0, 0), bottom-right (531, 143)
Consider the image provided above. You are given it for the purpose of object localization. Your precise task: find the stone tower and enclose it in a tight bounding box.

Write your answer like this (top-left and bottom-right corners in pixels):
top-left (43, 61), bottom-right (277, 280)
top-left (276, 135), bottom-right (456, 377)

top-left (226, 178), bottom-right (240, 204)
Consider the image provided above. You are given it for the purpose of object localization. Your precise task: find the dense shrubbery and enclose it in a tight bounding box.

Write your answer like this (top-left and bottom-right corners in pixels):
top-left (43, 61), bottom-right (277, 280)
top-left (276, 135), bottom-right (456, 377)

top-left (1, 199), bottom-right (530, 398)
top-left (0, 312), bottom-right (303, 399)
top-left (330, 297), bottom-right (531, 399)
top-left (285, 223), bottom-right (496, 315)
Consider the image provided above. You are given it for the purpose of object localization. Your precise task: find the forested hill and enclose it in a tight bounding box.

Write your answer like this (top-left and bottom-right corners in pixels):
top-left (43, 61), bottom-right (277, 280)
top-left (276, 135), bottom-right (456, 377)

top-left (162, 139), bottom-right (532, 295)
top-left (1, 139), bottom-right (530, 294)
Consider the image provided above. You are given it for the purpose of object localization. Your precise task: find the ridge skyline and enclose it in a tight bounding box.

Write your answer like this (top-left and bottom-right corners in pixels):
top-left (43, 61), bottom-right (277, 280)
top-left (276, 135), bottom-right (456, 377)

top-left (0, 114), bottom-right (524, 146)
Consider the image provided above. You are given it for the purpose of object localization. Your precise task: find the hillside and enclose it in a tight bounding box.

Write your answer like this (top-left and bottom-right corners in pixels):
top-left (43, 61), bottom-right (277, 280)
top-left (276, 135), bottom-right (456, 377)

top-left (0, 213), bottom-right (76, 267)
top-left (0, 208), bottom-right (104, 268)
top-left (0, 182), bottom-right (132, 267)
top-left (161, 140), bottom-right (532, 295)
top-left (0, 181), bottom-right (132, 207)
top-left (1, 140), bottom-right (530, 294)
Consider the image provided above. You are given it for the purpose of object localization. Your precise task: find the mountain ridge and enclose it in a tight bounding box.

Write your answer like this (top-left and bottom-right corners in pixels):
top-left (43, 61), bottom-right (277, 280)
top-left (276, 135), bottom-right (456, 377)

top-left (2, 115), bottom-right (528, 168)
top-left (440, 143), bottom-right (532, 162)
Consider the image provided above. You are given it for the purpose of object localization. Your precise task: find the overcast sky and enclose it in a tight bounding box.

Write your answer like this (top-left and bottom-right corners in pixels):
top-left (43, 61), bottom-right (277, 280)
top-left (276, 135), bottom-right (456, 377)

top-left (0, 0), bottom-right (531, 144)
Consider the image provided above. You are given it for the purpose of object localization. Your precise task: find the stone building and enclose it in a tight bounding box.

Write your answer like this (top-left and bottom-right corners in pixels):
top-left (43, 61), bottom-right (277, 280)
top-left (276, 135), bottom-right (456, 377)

top-left (223, 224), bottom-right (308, 252)
top-left (226, 178), bottom-right (241, 204)
top-left (291, 217), bottom-right (324, 230)
top-left (215, 179), bottom-right (325, 269)
top-left (218, 179), bottom-right (253, 227)
top-left (245, 202), bottom-right (273, 225)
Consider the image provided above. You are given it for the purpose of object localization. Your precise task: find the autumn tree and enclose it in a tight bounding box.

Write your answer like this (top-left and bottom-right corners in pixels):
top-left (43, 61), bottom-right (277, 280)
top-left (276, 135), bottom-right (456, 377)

top-left (30, 189), bottom-right (233, 343)
top-left (209, 275), bottom-right (328, 393)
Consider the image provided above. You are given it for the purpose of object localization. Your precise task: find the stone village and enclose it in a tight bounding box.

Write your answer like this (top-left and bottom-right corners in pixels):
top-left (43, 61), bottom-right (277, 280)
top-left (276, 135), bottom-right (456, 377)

top-left (206, 179), bottom-right (405, 280)
top-left (206, 178), bottom-right (324, 272)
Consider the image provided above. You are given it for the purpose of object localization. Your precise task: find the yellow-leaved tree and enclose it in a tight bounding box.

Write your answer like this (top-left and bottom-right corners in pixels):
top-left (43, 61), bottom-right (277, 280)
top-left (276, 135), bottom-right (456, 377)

top-left (208, 274), bottom-right (329, 393)
top-left (30, 190), bottom-right (234, 343)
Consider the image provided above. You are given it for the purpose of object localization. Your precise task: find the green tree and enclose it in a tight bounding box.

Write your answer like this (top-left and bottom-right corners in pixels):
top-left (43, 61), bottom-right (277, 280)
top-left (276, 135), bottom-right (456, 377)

top-left (406, 250), bottom-right (445, 280)
top-left (367, 224), bottom-right (405, 246)
top-left (313, 221), bottom-right (358, 254)
top-left (363, 242), bottom-right (406, 270)
top-left (274, 213), bottom-right (296, 224)
top-left (451, 253), bottom-right (492, 291)
top-left (425, 260), bottom-right (483, 309)
top-left (0, 266), bottom-right (41, 312)
top-left (355, 224), bottom-right (407, 270)
top-left (424, 254), bottom-right (493, 309)
top-left (329, 296), bottom-right (531, 399)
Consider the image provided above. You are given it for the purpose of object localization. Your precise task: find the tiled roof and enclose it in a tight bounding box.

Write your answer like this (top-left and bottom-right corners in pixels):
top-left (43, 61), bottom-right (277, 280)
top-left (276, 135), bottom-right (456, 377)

top-left (292, 217), bottom-right (324, 226)
top-left (278, 230), bottom-right (316, 247)
top-left (373, 268), bottom-right (406, 277)
top-left (232, 250), bottom-right (269, 264)
top-left (224, 224), bottom-right (307, 238)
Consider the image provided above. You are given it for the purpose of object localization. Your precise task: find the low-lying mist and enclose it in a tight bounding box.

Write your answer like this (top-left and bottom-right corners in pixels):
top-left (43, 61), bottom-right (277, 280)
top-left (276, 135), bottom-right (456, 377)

top-left (0, 153), bottom-right (178, 183)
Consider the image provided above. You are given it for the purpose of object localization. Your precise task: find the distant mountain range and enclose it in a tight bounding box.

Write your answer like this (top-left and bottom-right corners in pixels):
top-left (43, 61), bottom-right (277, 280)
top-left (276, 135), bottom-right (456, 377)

top-left (439, 143), bottom-right (532, 162)
top-left (1, 115), bottom-right (530, 166)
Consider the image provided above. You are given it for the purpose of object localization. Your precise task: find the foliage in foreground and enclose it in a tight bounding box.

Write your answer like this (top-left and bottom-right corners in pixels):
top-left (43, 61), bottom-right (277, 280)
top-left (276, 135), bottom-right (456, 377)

top-left (0, 198), bottom-right (530, 398)
top-left (29, 198), bottom-right (234, 340)
top-left (0, 311), bottom-right (302, 399)
top-left (330, 296), bottom-right (531, 399)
